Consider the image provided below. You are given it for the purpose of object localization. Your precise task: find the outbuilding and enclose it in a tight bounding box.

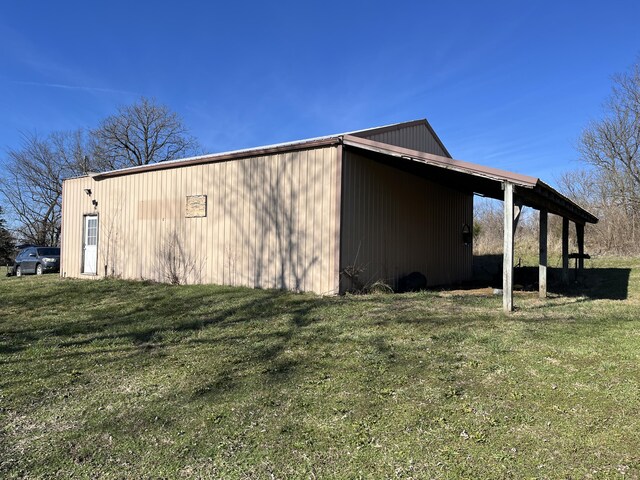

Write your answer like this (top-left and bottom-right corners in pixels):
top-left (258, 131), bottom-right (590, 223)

top-left (61, 119), bottom-right (597, 311)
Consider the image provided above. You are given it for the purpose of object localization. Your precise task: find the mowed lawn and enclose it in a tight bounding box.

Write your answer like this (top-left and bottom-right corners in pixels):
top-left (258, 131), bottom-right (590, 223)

top-left (1, 258), bottom-right (639, 479)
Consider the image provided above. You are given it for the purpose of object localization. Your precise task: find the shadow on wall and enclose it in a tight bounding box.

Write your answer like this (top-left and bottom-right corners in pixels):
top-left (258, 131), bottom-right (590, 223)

top-left (101, 197), bottom-right (125, 278)
top-left (224, 152), bottom-right (321, 292)
top-left (153, 230), bottom-right (204, 285)
top-left (473, 254), bottom-right (631, 300)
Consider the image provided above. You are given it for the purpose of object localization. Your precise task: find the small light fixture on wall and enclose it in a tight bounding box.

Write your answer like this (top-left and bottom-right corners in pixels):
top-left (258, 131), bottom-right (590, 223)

top-left (92, 199), bottom-right (98, 207)
top-left (462, 223), bottom-right (472, 245)
top-left (84, 188), bottom-right (92, 196)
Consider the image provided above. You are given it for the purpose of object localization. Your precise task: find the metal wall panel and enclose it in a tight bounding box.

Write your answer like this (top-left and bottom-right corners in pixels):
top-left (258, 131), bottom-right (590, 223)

top-left (61, 146), bottom-right (340, 294)
top-left (340, 150), bottom-right (473, 292)
top-left (355, 124), bottom-right (449, 157)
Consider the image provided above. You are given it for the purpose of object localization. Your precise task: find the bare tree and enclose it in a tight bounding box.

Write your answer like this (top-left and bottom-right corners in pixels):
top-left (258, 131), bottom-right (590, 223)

top-left (92, 97), bottom-right (199, 170)
top-left (473, 197), bottom-right (569, 259)
top-left (579, 62), bottom-right (640, 206)
top-left (558, 167), bottom-right (638, 254)
top-left (0, 98), bottom-right (200, 246)
top-left (0, 131), bottom-right (90, 245)
top-left (563, 58), bottom-right (640, 254)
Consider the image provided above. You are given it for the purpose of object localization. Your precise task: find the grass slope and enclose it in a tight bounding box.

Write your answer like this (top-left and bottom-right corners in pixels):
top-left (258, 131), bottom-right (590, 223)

top-left (1, 258), bottom-right (639, 478)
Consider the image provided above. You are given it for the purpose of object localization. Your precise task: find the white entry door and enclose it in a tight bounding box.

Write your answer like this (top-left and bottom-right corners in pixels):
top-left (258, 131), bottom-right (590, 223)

top-left (83, 215), bottom-right (98, 274)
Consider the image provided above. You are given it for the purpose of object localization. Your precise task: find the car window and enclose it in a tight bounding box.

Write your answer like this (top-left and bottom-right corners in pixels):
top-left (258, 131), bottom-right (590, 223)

top-left (27, 248), bottom-right (36, 256)
top-left (16, 248), bottom-right (33, 260)
top-left (37, 248), bottom-right (59, 256)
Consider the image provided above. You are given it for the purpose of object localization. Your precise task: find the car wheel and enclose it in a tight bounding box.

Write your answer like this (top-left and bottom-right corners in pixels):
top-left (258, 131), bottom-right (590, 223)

top-left (16, 266), bottom-right (22, 277)
top-left (36, 264), bottom-right (43, 275)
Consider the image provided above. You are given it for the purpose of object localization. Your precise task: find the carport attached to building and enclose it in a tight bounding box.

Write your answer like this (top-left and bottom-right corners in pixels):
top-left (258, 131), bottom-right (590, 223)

top-left (340, 135), bottom-right (599, 312)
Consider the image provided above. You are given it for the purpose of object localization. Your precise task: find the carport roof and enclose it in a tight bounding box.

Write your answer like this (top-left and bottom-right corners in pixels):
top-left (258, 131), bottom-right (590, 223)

top-left (341, 135), bottom-right (598, 225)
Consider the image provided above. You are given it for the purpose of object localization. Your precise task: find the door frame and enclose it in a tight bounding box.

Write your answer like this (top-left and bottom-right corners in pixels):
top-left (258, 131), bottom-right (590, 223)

top-left (82, 214), bottom-right (99, 275)
top-left (24, 247), bottom-right (37, 274)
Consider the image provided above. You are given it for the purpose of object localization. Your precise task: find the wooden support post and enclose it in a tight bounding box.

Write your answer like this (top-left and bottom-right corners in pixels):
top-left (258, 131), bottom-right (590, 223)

top-left (503, 182), bottom-right (514, 312)
top-left (514, 204), bottom-right (522, 230)
top-left (539, 209), bottom-right (548, 298)
top-left (562, 217), bottom-right (569, 284)
top-left (576, 223), bottom-right (585, 269)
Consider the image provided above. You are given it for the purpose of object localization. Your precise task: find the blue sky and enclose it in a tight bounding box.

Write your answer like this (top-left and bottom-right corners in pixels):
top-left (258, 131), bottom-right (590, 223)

top-left (1, 0), bottom-right (638, 185)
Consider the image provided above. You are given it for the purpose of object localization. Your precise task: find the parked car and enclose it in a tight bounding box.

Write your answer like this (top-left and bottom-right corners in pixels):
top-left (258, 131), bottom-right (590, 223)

top-left (11, 246), bottom-right (60, 276)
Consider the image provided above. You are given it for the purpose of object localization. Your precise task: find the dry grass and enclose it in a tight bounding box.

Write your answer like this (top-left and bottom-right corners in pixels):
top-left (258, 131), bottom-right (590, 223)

top-left (1, 257), bottom-right (639, 478)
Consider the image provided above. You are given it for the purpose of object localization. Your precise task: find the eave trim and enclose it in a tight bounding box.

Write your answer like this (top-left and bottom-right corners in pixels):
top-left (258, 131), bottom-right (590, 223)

top-left (93, 137), bottom-right (341, 180)
top-left (342, 135), bottom-right (538, 187)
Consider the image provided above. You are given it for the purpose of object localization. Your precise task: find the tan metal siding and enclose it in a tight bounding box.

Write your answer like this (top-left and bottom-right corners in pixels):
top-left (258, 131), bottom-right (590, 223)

top-left (60, 176), bottom-right (98, 278)
top-left (340, 151), bottom-right (473, 292)
top-left (356, 124), bottom-right (448, 157)
top-left (61, 146), bottom-right (340, 294)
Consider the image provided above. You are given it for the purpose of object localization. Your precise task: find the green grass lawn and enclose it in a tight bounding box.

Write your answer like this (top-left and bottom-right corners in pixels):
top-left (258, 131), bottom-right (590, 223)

top-left (1, 258), bottom-right (639, 478)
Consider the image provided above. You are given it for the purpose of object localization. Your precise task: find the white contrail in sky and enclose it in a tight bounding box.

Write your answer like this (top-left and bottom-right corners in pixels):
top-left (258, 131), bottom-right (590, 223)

top-left (12, 80), bottom-right (136, 96)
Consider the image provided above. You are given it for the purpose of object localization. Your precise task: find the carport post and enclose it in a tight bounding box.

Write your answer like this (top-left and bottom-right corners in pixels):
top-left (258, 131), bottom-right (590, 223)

top-left (539, 209), bottom-right (548, 298)
top-left (576, 223), bottom-right (585, 269)
top-left (503, 182), bottom-right (514, 312)
top-left (562, 217), bottom-right (570, 284)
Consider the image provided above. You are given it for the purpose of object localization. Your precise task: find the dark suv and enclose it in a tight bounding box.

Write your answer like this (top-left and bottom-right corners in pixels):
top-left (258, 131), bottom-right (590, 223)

top-left (12, 246), bottom-right (60, 276)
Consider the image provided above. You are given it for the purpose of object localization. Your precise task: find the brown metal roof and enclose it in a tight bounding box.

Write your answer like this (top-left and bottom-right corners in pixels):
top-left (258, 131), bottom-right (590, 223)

top-left (342, 135), bottom-right (598, 225)
top-left (342, 135), bottom-right (538, 186)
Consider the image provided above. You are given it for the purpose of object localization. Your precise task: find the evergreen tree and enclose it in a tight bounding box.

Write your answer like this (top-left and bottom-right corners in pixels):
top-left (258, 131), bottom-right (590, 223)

top-left (0, 206), bottom-right (15, 265)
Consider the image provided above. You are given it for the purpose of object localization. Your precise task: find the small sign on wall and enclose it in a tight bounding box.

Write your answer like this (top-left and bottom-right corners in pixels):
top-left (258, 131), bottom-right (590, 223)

top-left (186, 195), bottom-right (207, 218)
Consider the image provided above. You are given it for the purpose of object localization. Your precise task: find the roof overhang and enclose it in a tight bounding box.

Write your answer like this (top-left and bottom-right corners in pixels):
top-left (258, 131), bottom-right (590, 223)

top-left (342, 135), bottom-right (598, 225)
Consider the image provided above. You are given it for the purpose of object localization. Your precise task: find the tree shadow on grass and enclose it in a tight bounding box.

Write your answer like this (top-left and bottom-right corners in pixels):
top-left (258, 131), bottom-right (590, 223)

top-left (3, 279), bottom-right (519, 476)
top-left (0, 279), bottom-right (327, 389)
top-left (4, 283), bottom-right (255, 342)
